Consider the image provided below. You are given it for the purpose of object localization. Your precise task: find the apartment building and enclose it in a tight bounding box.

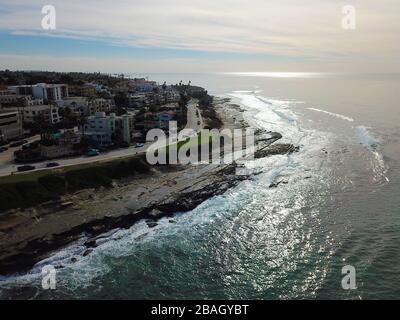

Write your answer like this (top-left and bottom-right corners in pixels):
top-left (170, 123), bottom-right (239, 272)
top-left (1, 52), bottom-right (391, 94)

top-left (0, 109), bottom-right (23, 142)
top-left (9, 83), bottom-right (69, 102)
top-left (83, 112), bottom-right (134, 146)
top-left (22, 105), bottom-right (62, 124)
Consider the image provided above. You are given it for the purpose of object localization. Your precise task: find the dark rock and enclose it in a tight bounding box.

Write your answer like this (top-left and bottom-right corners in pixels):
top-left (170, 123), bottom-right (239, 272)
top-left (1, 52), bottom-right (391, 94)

top-left (84, 239), bottom-right (97, 248)
top-left (83, 249), bottom-right (93, 257)
top-left (147, 222), bottom-right (158, 228)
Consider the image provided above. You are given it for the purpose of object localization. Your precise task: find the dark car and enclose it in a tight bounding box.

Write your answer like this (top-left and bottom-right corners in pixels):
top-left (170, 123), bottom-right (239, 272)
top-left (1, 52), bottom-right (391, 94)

top-left (17, 165), bottom-right (36, 172)
top-left (9, 140), bottom-right (28, 148)
top-left (46, 162), bottom-right (60, 168)
top-left (86, 148), bottom-right (100, 157)
top-left (0, 146), bottom-right (8, 152)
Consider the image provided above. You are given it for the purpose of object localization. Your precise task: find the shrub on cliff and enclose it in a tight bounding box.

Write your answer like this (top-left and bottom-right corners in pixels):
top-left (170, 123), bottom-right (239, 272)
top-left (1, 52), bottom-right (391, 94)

top-left (66, 167), bottom-right (113, 191)
top-left (38, 174), bottom-right (67, 195)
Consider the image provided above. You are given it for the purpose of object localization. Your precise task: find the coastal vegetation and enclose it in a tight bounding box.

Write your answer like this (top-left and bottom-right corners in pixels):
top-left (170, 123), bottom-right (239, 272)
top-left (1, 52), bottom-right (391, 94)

top-left (0, 154), bottom-right (151, 213)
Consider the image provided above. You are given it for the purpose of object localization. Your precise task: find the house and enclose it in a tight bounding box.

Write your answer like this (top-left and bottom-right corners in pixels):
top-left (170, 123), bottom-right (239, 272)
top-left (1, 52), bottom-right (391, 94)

top-left (40, 130), bottom-right (81, 159)
top-left (143, 111), bottom-right (176, 130)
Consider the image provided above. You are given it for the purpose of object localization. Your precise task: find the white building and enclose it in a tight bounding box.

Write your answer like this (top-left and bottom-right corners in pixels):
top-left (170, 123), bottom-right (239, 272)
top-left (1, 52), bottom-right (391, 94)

top-left (22, 105), bottom-right (62, 124)
top-left (83, 112), bottom-right (134, 146)
top-left (9, 83), bottom-right (69, 102)
top-left (0, 109), bottom-right (24, 142)
top-left (32, 83), bottom-right (68, 101)
top-left (56, 97), bottom-right (89, 117)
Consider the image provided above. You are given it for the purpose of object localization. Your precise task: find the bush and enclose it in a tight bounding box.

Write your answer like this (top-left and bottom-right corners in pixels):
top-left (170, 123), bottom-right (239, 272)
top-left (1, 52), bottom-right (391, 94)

top-left (38, 175), bottom-right (67, 194)
top-left (66, 167), bottom-right (112, 191)
top-left (0, 184), bottom-right (24, 212)
top-left (0, 155), bottom-right (152, 213)
top-left (15, 181), bottom-right (58, 207)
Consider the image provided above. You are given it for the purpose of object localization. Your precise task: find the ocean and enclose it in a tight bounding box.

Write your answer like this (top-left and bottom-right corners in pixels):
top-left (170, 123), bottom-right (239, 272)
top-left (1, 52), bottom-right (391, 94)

top-left (1, 72), bottom-right (400, 299)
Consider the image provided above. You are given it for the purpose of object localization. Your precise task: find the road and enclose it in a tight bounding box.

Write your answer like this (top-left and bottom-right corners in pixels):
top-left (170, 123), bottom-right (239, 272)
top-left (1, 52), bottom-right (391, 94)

top-left (0, 100), bottom-right (204, 178)
top-left (186, 99), bottom-right (203, 132)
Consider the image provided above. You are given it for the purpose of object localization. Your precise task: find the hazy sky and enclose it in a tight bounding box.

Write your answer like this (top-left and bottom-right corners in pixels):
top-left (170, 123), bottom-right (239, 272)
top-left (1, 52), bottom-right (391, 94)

top-left (0, 0), bottom-right (399, 73)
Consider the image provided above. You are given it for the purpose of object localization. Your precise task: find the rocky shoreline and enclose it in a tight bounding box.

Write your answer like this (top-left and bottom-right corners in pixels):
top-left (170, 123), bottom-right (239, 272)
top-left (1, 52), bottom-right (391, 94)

top-left (0, 98), bottom-right (299, 275)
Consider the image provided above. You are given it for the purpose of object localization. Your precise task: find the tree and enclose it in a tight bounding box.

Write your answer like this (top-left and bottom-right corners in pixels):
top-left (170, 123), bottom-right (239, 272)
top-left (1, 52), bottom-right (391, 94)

top-left (114, 91), bottom-right (129, 108)
top-left (77, 115), bottom-right (88, 136)
top-left (32, 113), bottom-right (54, 141)
top-left (58, 106), bottom-right (78, 129)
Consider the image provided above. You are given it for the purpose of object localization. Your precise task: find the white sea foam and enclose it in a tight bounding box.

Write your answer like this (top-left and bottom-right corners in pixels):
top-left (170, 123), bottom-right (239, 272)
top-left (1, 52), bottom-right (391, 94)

top-left (0, 91), bottom-right (333, 298)
top-left (354, 126), bottom-right (378, 150)
top-left (354, 126), bottom-right (388, 182)
top-left (308, 108), bottom-right (354, 122)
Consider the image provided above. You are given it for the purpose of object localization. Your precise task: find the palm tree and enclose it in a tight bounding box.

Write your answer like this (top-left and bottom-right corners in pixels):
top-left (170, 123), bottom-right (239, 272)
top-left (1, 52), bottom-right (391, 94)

top-left (77, 114), bottom-right (88, 141)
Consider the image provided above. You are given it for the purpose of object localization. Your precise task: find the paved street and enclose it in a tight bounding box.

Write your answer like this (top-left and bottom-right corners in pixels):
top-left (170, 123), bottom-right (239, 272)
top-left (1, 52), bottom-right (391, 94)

top-left (0, 100), bottom-right (204, 177)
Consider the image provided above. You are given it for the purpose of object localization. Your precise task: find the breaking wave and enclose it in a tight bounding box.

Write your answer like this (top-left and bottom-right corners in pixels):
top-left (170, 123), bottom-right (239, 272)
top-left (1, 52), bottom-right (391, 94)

top-left (308, 108), bottom-right (354, 122)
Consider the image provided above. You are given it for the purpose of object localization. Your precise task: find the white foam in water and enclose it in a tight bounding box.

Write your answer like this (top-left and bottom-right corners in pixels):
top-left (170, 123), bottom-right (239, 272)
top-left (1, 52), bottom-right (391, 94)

top-left (0, 91), bottom-right (334, 297)
top-left (354, 126), bottom-right (389, 182)
top-left (354, 126), bottom-right (378, 150)
top-left (308, 108), bottom-right (354, 122)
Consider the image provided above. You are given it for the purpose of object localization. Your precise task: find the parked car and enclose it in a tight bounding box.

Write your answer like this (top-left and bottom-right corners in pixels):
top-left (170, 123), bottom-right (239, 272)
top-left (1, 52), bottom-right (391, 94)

top-left (22, 143), bottom-right (32, 150)
top-left (134, 143), bottom-right (144, 148)
top-left (86, 148), bottom-right (100, 157)
top-left (46, 162), bottom-right (60, 168)
top-left (0, 146), bottom-right (8, 152)
top-left (9, 140), bottom-right (28, 148)
top-left (17, 165), bottom-right (35, 172)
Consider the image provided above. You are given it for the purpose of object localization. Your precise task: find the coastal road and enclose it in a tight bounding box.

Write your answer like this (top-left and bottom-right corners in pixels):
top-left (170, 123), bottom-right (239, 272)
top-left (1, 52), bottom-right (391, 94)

top-left (186, 99), bottom-right (203, 132)
top-left (0, 142), bottom-right (152, 178)
top-left (0, 100), bottom-right (204, 178)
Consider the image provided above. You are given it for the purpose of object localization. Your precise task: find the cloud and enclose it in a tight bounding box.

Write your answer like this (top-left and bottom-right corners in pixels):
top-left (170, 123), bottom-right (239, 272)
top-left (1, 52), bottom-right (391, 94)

top-left (0, 0), bottom-right (399, 71)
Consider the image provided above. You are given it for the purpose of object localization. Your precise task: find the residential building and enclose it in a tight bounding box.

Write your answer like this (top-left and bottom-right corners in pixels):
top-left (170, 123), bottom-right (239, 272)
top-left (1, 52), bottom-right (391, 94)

top-left (0, 109), bottom-right (24, 142)
top-left (57, 97), bottom-right (113, 116)
top-left (83, 112), bottom-right (134, 146)
top-left (57, 97), bottom-right (89, 117)
top-left (69, 84), bottom-right (96, 97)
top-left (40, 130), bottom-right (80, 159)
top-left (0, 92), bottom-right (43, 106)
top-left (143, 111), bottom-right (176, 130)
top-left (88, 98), bottom-right (113, 115)
top-left (22, 105), bottom-right (62, 124)
top-left (9, 83), bottom-right (69, 102)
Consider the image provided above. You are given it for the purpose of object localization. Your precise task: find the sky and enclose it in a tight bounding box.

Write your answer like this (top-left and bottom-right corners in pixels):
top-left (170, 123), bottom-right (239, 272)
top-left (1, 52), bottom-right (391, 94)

top-left (0, 0), bottom-right (399, 73)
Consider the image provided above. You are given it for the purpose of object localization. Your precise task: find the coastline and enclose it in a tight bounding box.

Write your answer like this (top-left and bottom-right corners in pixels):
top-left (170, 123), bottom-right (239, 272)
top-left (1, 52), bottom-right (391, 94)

top-left (0, 97), bottom-right (296, 275)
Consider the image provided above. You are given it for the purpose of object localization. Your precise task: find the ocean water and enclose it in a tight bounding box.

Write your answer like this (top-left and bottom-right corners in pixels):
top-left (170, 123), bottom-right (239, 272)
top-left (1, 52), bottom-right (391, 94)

top-left (1, 72), bottom-right (400, 299)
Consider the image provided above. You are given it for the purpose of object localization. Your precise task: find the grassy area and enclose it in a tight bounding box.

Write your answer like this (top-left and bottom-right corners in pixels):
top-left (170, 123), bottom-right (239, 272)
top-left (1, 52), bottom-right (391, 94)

top-left (0, 154), bottom-right (151, 214)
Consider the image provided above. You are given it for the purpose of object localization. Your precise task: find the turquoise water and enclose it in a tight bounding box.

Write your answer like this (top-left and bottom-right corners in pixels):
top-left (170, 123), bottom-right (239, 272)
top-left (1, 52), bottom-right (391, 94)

top-left (1, 73), bottom-right (400, 299)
